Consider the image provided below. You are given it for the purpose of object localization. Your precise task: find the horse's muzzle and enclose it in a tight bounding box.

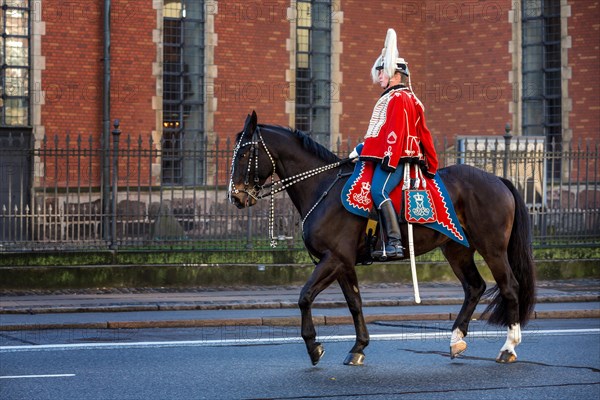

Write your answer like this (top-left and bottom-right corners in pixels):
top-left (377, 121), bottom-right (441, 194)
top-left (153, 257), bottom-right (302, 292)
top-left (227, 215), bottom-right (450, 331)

top-left (229, 189), bottom-right (257, 209)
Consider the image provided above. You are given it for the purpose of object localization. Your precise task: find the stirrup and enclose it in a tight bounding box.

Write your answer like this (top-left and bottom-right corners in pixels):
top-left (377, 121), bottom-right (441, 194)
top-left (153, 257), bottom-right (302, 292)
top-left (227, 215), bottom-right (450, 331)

top-left (372, 241), bottom-right (404, 261)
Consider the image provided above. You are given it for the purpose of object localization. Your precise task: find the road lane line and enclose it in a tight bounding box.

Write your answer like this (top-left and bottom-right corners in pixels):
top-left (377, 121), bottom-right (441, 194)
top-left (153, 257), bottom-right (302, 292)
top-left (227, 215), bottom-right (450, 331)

top-left (0, 374), bottom-right (75, 379)
top-left (1, 328), bottom-right (598, 353)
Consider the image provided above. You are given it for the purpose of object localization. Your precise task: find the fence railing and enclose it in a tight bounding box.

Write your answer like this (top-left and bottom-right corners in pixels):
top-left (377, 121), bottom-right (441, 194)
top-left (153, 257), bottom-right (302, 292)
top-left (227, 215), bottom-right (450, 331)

top-left (0, 129), bottom-right (598, 253)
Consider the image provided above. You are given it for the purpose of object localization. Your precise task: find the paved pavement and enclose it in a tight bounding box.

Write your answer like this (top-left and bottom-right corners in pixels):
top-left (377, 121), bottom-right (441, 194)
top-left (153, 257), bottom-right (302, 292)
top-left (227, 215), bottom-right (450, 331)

top-left (0, 280), bottom-right (598, 330)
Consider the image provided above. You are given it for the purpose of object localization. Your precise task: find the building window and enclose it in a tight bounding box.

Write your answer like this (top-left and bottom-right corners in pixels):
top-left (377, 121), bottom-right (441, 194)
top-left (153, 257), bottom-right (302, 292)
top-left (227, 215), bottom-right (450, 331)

top-left (163, 0), bottom-right (204, 185)
top-left (295, 0), bottom-right (331, 147)
top-left (0, 0), bottom-right (30, 127)
top-left (521, 0), bottom-right (562, 145)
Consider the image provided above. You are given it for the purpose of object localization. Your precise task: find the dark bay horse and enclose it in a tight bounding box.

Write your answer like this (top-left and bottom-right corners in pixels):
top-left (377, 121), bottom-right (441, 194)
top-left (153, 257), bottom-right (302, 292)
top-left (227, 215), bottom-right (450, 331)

top-left (229, 111), bottom-right (536, 366)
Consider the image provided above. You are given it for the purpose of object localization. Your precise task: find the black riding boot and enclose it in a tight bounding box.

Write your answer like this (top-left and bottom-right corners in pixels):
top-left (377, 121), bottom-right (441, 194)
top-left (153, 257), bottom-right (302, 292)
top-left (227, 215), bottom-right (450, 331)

top-left (372, 201), bottom-right (404, 261)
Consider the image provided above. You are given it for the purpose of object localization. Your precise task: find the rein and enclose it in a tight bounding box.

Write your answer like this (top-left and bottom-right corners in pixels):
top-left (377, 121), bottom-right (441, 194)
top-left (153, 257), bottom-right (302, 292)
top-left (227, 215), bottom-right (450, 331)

top-left (257, 159), bottom-right (352, 199)
top-left (301, 168), bottom-right (352, 265)
top-left (301, 169), bottom-right (352, 228)
top-left (230, 125), bottom-right (353, 247)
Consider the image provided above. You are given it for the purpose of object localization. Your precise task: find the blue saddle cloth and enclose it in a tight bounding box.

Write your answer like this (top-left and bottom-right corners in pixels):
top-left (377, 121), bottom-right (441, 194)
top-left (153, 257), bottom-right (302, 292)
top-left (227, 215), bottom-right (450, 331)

top-left (341, 160), bottom-right (469, 247)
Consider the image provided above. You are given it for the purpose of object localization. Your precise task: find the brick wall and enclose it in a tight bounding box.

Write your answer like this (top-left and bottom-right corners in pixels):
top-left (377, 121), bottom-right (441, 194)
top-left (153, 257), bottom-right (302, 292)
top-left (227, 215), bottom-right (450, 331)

top-left (40, 1), bottom-right (157, 186)
top-left (36, 0), bottom-right (597, 186)
top-left (41, 2), bottom-right (103, 137)
top-left (110, 2), bottom-right (158, 186)
top-left (340, 0), bottom-right (513, 147)
top-left (339, 0), bottom-right (424, 143)
top-left (40, 2), bottom-right (103, 187)
top-left (213, 1), bottom-right (290, 145)
top-left (568, 1), bottom-right (600, 144)
top-left (111, 2), bottom-right (157, 141)
top-left (423, 0), bottom-right (512, 140)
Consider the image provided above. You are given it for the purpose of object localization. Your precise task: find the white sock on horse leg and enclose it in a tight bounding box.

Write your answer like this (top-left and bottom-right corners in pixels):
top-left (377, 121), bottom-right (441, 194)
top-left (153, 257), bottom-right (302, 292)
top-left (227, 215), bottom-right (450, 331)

top-left (450, 328), bottom-right (464, 345)
top-left (499, 323), bottom-right (522, 355)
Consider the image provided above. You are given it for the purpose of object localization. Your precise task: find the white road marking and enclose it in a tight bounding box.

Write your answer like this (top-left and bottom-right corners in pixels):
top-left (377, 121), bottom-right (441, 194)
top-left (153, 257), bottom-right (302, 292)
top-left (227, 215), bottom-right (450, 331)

top-left (0, 328), bottom-right (597, 353)
top-left (0, 374), bottom-right (75, 379)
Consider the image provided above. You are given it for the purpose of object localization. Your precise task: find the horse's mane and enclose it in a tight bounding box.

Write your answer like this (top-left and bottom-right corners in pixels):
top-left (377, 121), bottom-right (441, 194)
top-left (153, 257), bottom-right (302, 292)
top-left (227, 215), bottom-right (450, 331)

top-left (262, 125), bottom-right (341, 163)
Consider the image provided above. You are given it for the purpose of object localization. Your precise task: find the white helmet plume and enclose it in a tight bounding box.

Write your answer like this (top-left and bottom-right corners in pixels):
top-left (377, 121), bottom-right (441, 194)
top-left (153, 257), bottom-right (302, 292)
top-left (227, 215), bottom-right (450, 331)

top-left (371, 28), bottom-right (399, 84)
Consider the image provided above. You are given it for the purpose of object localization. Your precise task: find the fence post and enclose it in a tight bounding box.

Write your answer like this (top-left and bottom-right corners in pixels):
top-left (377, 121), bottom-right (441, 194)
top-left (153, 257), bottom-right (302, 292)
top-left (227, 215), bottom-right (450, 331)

top-left (111, 119), bottom-right (121, 250)
top-left (503, 123), bottom-right (512, 179)
top-left (246, 206), bottom-right (253, 249)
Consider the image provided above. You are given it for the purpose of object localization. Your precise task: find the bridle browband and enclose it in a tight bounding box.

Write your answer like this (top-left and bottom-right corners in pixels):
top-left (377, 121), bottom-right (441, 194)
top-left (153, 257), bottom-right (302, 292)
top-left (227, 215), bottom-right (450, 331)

top-left (229, 125), bottom-right (352, 247)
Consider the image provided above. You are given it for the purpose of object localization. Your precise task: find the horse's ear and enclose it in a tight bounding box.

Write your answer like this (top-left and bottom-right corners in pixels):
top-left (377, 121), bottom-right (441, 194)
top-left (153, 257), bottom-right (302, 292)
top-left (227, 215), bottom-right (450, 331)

top-left (242, 110), bottom-right (258, 139)
top-left (249, 110), bottom-right (258, 131)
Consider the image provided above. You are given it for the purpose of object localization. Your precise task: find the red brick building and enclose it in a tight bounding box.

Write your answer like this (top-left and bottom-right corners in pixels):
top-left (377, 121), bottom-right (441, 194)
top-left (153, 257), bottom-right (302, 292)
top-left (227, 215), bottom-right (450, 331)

top-left (2, 0), bottom-right (598, 189)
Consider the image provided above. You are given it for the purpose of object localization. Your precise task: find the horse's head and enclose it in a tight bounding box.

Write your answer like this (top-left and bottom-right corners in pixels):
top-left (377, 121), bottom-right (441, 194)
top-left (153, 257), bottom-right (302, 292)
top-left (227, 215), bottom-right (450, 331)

top-left (228, 111), bottom-right (276, 209)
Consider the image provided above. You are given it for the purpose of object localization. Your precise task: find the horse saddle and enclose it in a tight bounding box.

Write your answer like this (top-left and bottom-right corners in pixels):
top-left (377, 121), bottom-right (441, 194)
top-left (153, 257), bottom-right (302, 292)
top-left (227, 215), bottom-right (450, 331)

top-left (341, 160), bottom-right (469, 247)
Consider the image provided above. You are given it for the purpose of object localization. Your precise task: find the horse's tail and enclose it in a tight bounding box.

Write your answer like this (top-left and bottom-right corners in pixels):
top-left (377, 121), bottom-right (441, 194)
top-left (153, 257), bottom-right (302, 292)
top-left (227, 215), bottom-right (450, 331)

top-left (483, 178), bottom-right (536, 326)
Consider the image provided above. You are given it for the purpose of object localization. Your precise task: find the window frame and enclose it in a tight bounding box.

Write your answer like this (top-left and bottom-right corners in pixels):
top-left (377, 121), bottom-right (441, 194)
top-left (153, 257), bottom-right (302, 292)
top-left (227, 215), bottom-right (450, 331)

top-left (162, 0), bottom-right (205, 186)
top-left (1, 0), bottom-right (31, 128)
top-left (295, 0), bottom-right (332, 147)
top-left (521, 0), bottom-right (562, 144)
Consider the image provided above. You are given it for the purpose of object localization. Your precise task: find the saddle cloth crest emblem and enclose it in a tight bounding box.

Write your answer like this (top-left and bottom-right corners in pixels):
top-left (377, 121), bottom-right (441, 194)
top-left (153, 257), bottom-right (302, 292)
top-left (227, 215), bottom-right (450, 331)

top-left (405, 190), bottom-right (436, 223)
top-left (352, 181), bottom-right (372, 206)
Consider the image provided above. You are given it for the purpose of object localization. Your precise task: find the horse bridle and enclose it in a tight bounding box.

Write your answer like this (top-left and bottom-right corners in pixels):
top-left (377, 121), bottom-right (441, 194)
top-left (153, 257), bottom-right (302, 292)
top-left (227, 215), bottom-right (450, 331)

top-left (229, 125), bottom-right (276, 202)
top-left (229, 125), bottom-right (352, 247)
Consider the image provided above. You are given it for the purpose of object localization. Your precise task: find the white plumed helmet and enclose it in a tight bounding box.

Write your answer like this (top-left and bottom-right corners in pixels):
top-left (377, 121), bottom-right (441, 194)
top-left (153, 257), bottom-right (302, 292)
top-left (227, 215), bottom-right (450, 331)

top-left (371, 28), bottom-right (410, 84)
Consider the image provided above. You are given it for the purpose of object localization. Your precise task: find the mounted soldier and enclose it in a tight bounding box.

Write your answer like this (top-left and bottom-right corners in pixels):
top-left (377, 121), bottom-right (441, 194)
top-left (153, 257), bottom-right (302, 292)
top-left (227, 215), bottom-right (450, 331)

top-left (229, 29), bottom-right (534, 366)
top-left (229, 110), bottom-right (534, 365)
top-left (350, 28), bottom-right (438, 260)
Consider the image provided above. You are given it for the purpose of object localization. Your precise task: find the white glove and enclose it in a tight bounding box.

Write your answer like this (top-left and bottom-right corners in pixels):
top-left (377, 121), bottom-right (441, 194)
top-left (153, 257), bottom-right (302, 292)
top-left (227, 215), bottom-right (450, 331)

top-left (349, 147), bottom-right (359, 160)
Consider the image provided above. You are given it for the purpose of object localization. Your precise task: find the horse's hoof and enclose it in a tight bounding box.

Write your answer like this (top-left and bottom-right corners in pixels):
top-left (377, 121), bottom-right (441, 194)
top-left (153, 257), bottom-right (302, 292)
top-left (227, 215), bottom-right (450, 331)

top-left (496, 350), bottom-right (517, 363)
top-left (450, 340), bottom-right (467, 359)
top-left (309, 343), bottom-right (325, 366)
top-left (343, 352), bottom-right (365, 366)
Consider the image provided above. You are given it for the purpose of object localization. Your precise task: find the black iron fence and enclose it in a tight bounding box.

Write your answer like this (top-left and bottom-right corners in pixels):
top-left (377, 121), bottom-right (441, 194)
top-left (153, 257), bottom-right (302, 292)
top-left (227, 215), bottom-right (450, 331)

top-left (0, 128), bottom-right (598, 253)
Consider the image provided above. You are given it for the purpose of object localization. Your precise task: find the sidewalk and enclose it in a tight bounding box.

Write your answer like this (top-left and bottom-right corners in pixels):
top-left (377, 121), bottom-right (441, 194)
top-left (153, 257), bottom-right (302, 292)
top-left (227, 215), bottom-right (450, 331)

top-left (0, 280), bottom-right (598, 331)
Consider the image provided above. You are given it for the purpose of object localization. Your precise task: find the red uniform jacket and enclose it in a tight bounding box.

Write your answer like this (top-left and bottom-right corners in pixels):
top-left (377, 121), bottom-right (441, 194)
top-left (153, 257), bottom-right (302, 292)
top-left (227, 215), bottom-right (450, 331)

top-left (360, 85), bottom-right (438, 178)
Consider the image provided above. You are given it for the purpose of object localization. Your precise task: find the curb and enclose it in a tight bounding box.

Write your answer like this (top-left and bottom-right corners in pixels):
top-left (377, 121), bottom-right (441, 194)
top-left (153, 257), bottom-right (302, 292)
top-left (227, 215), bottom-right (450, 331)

top-left (2, 309), bottom-right (599, 332)
top-left (1, 294), bottom-right (598, 315)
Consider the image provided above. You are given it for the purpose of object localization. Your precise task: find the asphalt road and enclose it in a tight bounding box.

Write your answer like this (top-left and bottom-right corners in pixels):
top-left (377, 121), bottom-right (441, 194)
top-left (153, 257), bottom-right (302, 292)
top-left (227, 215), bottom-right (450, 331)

top-left (1, 319), bottom-right (599, 400)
